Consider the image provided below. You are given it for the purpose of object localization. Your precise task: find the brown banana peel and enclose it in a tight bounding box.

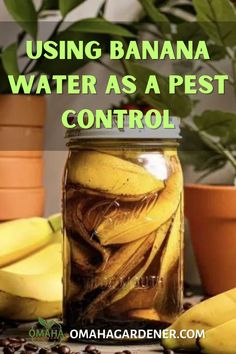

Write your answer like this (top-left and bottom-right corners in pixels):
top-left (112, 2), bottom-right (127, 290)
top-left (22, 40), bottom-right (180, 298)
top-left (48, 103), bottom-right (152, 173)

top-left (74, 233), bottom-right (156, 321)
top-left (66, 196), bottom-right (110, 274)
top-left (96, 157), bottom-right (182, 245)
top-left (154, 201), bottom-right (183, 321)
top-left (110, 219), bottom-right (172, 305)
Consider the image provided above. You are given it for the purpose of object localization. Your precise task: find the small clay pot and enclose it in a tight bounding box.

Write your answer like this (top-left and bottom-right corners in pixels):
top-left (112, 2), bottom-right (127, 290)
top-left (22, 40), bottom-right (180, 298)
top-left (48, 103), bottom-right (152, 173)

top-left (0, 188), bottom-right (45, 220)
top-left (0, 95), bottom-right (46, 127)
top-left (0, 126), bottom-right (44, 155)
top-left (185, 184), bottom-right (236, 295)
top-left (0, 157), bottom-right (43, 188)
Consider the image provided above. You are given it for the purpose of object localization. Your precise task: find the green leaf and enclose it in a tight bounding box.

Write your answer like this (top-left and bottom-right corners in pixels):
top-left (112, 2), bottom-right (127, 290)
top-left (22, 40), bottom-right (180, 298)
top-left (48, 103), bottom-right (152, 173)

top-left (0, 55), bottom-right (11, 93)
top-left (59, 0), bottom-right (86, 17)
top-left (41, 0), bottom-right (59, 10)
top-left (1, 43), bottom-right (19, 78)
top-left (194, 111), bottom-right (236, 145)
top-left (193, 0), bottom-right (236, 47)
top-left (139, 0), bottom-right (171, 34)
top-left (125, 62), bottom-right (192, 118)
top-left (180, 125), bottom-right (226, 176)
top-left (207, 44), bottom-right (226, 61)
top-left (35, 31), bottom-right (109, 75)
top-left (68, 18), bottom-right (135, 37)
top-left (38, 317), bottom-right (47, 328)
top-left (174, 22), bottom-right (208, 43)
top-left (3, 0), bottom-right (37, 38)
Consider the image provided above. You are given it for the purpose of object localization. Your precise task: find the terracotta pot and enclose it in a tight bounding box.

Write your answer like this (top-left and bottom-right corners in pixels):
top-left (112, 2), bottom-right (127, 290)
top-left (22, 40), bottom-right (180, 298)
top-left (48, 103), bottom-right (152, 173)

top-left (0, 126), bottom-right (44, 155)
top-left (185, 184), bottom-right (236, 295)
top-left (0, 157), bottom-right (43, 188)
top-left (0, 188), bottom-right (45, 220)
top-left (0, 95), bottom-right (46, 126)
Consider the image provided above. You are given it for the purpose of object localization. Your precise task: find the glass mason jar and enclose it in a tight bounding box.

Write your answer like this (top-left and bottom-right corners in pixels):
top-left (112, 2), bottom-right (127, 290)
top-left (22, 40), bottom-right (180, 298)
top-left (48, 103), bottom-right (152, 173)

top-left (63, 125), bottom-right (183, 340)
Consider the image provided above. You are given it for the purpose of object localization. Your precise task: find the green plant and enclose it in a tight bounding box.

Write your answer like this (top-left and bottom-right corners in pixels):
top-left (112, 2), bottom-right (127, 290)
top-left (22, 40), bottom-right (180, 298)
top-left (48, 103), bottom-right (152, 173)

top-left (0, 0), bottom-right (134, 93)
top-left (136, 0), bottom-right (236, 182)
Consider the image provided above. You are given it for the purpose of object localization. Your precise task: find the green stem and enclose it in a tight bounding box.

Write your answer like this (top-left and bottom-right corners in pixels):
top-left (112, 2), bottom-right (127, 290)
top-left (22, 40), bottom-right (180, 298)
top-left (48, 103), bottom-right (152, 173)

top-left (204, 61), bottom-right (234, 86)
top-left (97, 60), bottom-right (123, 76)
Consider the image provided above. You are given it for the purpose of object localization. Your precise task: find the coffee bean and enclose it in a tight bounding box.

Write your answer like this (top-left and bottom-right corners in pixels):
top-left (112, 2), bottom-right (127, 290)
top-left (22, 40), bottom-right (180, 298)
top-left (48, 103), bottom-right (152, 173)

top-left (16, 338), bottom-right (26, 344)
top-left (8, 343), bottom-right (22, 351)
top-left (7, 339), bottom-right (21, 344)
top-left (58, 346), bottom-right (70, 354)
top-left (123, 351), bottom-right (132, 354)
top-left (84, 345), bottom-right (96, 353)
top-left (164, 350), bottom-right (174, 354)
top-left (3, 347), bottom-right (15, 354)
top-left (24, 343), bottom-right (38, 352)
top-left (51, 345), bottom-right (60, 353)
top-left (183, 302), bottom-right (193, 311)
top-left (0, 340), bottom-right (10, 348)
top-left (38, 349), bottom-right (47, 354)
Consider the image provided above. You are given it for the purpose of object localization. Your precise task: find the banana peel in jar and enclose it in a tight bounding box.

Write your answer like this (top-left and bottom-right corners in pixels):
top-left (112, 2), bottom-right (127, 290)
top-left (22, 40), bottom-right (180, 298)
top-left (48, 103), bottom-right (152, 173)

top-left (67, 150), bottom-right (165, 201)
top-left (154, 202), bottom-right (183, 322)
top-left (95, 157), bottom-right (182, 245)
top-left (73, 232), bottom-right (157, 321)
top-left (109, 219), bottom-right (172, 306)
top-left (127, 308), bottom-right (161, 322)
top-left (66, 196), bottom-right (110, 274)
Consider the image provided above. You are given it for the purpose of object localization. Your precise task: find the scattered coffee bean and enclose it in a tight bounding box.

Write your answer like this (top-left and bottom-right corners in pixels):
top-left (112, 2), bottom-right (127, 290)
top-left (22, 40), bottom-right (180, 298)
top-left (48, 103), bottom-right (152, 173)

top-left (16, 338), bottom-right (26, 344)
top-left (38, 348), bottom-right (51, 354)
top-left (58, 346), bottom-right (70, 354)
top-left (7, 339), bottom-right (21, 344)
top-left (0, 340), bottom-right (10, 348)
top-left (164, 350), bottom-right (174, 354)
top-left (123, 351), bottom-right (131, 354)
top-left (8, 343), bottom-right (22, 351)
top-left (51, 345), bottom-right (60, 353)
top-left (84, 345), bottom-right (96, 353)
top-left (24, 343), bottom-right (38, 352)
top-left (183, 302), bottom-right (193, 311)
top-left (3, 347), bottom-right (15, 354)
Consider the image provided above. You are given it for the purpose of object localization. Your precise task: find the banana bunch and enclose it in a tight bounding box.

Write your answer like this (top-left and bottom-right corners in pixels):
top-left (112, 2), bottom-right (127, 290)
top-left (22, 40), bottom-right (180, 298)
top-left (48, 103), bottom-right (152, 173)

top-left (162, 287), bottom-right (236, 353)
top-left (0, 214), bottom-right (63, 321)
top-left (64, 148), bottom-right (183, 324)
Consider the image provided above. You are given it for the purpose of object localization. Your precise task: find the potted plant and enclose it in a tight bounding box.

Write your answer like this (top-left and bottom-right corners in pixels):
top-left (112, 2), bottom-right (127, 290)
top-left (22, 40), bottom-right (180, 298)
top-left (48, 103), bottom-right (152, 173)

top-left (0, 0), bottom-right (134, 219)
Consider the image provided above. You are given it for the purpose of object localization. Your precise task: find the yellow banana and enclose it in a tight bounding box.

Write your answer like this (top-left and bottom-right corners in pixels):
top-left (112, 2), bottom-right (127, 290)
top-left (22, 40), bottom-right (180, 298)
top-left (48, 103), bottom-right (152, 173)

top-left (162, 287), bottom-right (236, 350)
top-left (0, 240), bottom-right (62, 320)
top-left (96, 158), bottom-right (182, 245)
top-left (3, 242), bottom-right (62, 274)
top-left (0, 218), bottom-right (53, 267)
top-left (0, 271), bottom-right (62, 320)
top-left (67, 150), bottom-right (164, 200)
top-left (198, 319), bottom-right (236, 354)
